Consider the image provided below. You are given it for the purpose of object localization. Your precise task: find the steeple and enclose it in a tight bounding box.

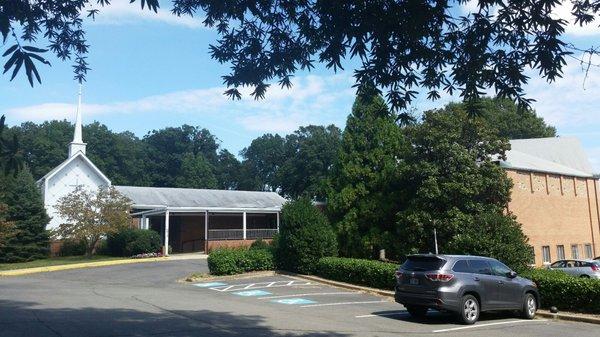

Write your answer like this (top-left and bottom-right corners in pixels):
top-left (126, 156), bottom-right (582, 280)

top-left (68, 84), bottom-right (87, 157)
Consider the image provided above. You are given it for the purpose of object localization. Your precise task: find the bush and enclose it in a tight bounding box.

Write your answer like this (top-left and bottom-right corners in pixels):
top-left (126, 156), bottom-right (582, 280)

top-left (520, 268), bottom-right (600, 313)
top-left (106, 228), bottom-right (161, 257)
top-left (275, 198), bottom-right (338, 274)
top-left (208, 248), bottom-right (275, 275)
top-left (125, 230), bottom-right (161, 256)
top-left (316, 257), bottom-right (398, 290)
top-left (249, 238), bottom-right (270, 250)
top-left (59, 239), bottom-right (87, 256)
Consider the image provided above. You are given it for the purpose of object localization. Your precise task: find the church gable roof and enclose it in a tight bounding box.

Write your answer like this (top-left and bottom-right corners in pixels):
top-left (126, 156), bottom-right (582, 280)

top-left (37, 152), bottom-right (111, 185)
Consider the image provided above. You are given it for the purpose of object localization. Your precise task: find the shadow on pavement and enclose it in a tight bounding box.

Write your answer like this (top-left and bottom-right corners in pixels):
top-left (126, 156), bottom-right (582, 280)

top-left (0, 299), bottom-right (350, 337)
top-left (368, 309), bottom-right (523, 325)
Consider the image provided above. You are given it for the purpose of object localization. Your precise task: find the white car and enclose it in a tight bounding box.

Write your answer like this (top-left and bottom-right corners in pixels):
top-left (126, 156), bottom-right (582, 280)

top-left (547, 259), bottom-right (600, 279)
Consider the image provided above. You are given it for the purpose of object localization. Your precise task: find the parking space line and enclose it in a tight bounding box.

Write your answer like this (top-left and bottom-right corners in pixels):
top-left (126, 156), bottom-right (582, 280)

top-left (355, 311), bottom-right (408, 318)
top-left (259, 292), bottom-right (356, 300)
top-left (300, 300), bottom-right (388, 308)
top-left (210, 280), bottom-right (313, 292)
top-left (431, 319), bottom-right (548, 333)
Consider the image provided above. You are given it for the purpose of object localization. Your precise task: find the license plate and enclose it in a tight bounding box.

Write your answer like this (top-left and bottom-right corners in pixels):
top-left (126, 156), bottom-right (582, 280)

top-left (409, 278), bottom-right (419, 285)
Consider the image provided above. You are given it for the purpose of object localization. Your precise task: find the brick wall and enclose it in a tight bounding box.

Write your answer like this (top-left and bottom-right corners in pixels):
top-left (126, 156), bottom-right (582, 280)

top-left (506, 169), bottom-right (600, 266)
top-left (206, 239), bottom-right (273, 252)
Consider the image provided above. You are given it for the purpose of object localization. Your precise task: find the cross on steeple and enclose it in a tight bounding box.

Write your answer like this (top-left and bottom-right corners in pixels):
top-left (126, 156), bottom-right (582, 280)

top-left (68, 84), bottom-right (87, 158)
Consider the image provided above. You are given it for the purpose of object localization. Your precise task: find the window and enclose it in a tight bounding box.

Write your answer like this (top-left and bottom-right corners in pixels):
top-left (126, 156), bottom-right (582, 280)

top-left (489, 260), bottom-right (511, 277)
top-left (571, 244), bottom-right (579, 259)
top-left (585, 244), bottom-right (593, 259)
top-left (468, 260), bottom-right (492, 275)
top-left (402, 256), bottom-right (446, 271)
top-left (542, 246), bottom-right (551, 264)
top-left (557, 245), bottom-right (565, 260)
top-left (452, 260), bottom-right (470, 273)
top-left (550, 261), bottom-right (566, 268)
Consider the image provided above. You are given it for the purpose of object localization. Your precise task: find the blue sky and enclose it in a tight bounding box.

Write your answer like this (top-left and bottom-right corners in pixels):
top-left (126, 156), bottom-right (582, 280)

top-left (1, 1), bottom-right (599, 172)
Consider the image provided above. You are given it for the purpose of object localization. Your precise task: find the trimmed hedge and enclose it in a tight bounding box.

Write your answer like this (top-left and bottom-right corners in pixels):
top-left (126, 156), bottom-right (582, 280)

top-left (316, 257), bottom-right (398, 290)
top-left (520, 268), bottom-right (600, 313)
top-left (106, 228), bottom-right (161, 257)
top-left (208, 248), bottom-right (275, 275)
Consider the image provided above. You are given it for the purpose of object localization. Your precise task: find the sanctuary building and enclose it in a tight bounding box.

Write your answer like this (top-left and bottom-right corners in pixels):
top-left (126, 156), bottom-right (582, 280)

top-left (37, 90), bottom-right (285, 256)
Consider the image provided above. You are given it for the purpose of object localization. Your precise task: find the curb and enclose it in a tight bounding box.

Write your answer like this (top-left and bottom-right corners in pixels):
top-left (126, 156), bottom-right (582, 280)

top-left (184, 271), bottom-right (276, 283)
top-left (0, 257), bottom-right (170, 277)
top-left (537, 311), bottom-right (600, 325)
top-left (280, 272), bottom-right (600, 325)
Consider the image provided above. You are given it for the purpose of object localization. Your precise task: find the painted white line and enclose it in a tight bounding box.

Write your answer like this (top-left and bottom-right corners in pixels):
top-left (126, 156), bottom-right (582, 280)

top-left (355, 311), bottom-right (409, 318)
top-left (211, 281), bottom-right (313, 292)
top-left (301, 300), bottom-right (388, 308)
top-left (432, 319), bottom-right (548, 333)
top-left (259, 292), bottom-right (356, 300)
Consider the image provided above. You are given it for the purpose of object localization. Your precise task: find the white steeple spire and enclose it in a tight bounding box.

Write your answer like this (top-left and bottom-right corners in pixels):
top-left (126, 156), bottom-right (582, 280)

top-left (68, 84), bottom-right (87, 157)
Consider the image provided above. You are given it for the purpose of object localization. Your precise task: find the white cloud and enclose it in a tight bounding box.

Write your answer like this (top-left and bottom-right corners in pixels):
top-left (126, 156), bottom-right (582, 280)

top-left (85, 0), bottom-right (204, 29)
top-left (4, 74), bottom-right (355, 134)
top-left (553, 1), bottom-right (600, 36)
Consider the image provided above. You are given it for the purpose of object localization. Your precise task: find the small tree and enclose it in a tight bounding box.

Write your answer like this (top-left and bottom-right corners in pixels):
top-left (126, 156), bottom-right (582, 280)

top-left (276, 198), bottom-right (337, 274)
top-left (0, 204), bottom-right (17, 249)
top-left (56, 186), bottom-right (132, 257)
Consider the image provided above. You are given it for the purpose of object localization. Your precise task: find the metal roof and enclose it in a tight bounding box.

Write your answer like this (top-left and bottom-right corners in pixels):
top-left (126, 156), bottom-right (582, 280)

top-left (115, 185), bottom-right (286, 210)
top-left (500, 137), bottom-right (595, 178)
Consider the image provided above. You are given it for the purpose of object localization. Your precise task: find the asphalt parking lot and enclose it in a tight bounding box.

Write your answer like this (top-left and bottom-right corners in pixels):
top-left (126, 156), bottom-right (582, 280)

top-left (0, 260), bottom-right (598, 337)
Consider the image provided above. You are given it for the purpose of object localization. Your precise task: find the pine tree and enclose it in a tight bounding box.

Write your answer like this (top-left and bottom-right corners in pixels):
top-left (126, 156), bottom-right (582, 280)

top-left (0, 169), bottom-right (50, 262)
top-left (327, 90), bottom-right (408, 258)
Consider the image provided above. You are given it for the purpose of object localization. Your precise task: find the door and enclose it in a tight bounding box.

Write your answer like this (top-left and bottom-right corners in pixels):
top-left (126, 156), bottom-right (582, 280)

top-left (468, 260), bottom-right (498, 309)
top-left (489, 260), bottom-right (522, 309)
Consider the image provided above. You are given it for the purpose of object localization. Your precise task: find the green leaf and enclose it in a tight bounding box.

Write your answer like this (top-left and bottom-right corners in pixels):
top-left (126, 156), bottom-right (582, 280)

top-left (9, 57), bottom-right (23, 81)
top-left (2, 44), bottom-right (18, 57)
top-left (3, 49), bottom-right (20, 74)
top-left (22, 46), bottom-right (48, 53)
top-left (27, 52), bottom-right (51, 66)
top-left (24, 56), bottom-right (34, 86)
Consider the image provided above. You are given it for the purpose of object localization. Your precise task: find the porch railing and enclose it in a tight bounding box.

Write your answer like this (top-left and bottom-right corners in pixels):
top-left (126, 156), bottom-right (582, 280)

top-left (207, 228), bottom-right (278, 240)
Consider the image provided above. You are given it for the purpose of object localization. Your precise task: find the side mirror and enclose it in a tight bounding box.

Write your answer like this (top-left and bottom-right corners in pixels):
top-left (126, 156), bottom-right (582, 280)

top-left (507, 271), bottom-right (517, 278)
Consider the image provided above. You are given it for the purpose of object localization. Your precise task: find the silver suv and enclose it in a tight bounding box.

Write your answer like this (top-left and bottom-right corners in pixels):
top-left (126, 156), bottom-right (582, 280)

top-left (394, 254), bottom-right (539, 324)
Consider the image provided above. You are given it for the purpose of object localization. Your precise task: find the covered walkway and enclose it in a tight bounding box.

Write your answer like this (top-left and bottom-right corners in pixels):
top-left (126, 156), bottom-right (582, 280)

top-left (116, 186), bottom-right (286, 255)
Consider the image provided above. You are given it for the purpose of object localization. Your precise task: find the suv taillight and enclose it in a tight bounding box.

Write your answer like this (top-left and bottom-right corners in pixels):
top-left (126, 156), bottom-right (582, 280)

top-left (425, 273), bottom-right (454, 282)
top-left (591, 264), bottom-right (599, 272)
top-left (395, 271), bottom-right (403, 280)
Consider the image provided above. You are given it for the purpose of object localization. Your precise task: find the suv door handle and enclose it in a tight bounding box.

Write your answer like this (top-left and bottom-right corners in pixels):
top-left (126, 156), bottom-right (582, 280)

top-left (498, 281), bottom-right (504, 285)
top-left (474, 277), bottom-right (480, 281)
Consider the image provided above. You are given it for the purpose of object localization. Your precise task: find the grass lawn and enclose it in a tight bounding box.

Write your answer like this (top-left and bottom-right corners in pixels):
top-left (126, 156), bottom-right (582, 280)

top-left (0, 255), bottom-right (127, 271)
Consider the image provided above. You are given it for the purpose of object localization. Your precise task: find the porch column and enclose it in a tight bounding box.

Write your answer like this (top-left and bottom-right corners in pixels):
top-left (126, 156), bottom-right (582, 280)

top-left (141, 215), bottom-right (147, 230)
top-left (243, 212), bottom-right (247, 240)
top-left (204, 210), bottom-right (208, 252)
top-left (276, 212), bottom-right (280, 232)
top-left (164, 210), bottom-right (170, 256)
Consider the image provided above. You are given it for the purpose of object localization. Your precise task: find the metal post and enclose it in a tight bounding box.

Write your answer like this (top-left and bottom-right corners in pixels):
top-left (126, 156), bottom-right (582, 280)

top-left (164, 210), bottom-right (170, 256)
top-left (204, 210), bottom-right (208, 253)
top-left (243, 212), bottom-right (247, 240)
top-left (434, 228), bottom-right (438, 254)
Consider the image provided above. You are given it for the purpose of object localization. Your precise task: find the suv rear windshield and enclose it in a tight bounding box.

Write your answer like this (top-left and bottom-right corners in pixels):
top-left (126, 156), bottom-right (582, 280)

top-left (402, 256), bottom-right (446, 271)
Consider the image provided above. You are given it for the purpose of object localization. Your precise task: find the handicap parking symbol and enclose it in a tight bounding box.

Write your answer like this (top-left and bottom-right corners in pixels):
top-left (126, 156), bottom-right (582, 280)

top-left (273, 298), bottom-right (317, 305)
top-left (193, 282), bottom-right (228, 288)
top-left (233, 290), bottom-right (272, 297)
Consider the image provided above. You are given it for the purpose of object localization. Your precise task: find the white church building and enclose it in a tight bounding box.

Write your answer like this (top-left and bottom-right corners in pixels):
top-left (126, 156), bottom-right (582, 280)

top-left (38, 89), bottom-right (285, 256)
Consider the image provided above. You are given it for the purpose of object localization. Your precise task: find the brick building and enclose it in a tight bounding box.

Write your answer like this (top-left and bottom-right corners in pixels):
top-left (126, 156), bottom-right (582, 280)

top-left (499, 137), bottom-right (600, 266)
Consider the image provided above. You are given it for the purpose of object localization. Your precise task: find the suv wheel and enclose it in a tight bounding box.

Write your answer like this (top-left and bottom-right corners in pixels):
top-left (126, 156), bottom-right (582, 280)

top-left (459, 295), bottom-right (479, 325)
top-left (521, 293), bottom-right (537, 319)
top-left (405, 305), bottom-right (428, 318)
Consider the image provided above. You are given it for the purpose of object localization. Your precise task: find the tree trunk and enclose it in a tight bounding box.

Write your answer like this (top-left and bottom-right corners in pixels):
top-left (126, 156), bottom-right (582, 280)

top-left (86, 237), bottom-right (99, 258)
